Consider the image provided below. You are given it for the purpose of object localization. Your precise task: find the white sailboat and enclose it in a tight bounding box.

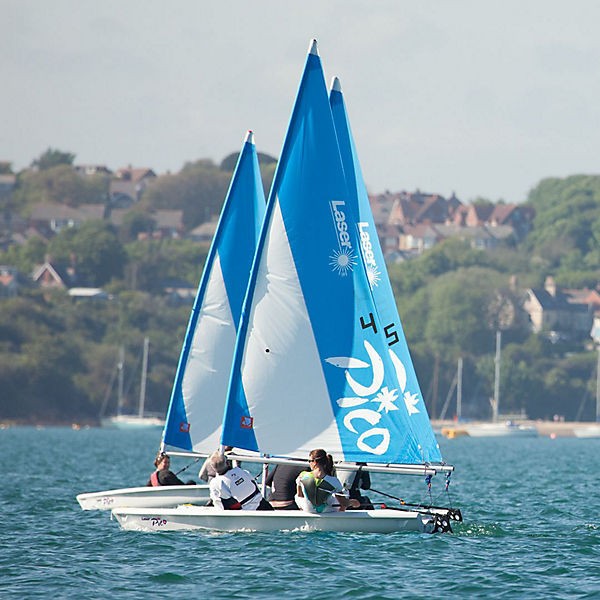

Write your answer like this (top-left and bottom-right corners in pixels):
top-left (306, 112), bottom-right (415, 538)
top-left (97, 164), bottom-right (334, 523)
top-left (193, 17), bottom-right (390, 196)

top-left (464, 331), bottom-right (537, 437)
top-left (113, 41), bottom-right (461, 534)
top-left (100, 337), bottom-right (165, 430)
top-left (573, 346), bottom-right (600, 438)
top-left (77, 131), bottom-right (266, 510)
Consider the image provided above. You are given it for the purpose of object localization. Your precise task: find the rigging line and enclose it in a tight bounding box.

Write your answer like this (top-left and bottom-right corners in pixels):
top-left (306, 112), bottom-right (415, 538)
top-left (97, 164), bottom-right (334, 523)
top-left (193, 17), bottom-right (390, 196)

top-left (369, 486), bottom-right (456, 512)
top-left (174, 456), bottom-right (202, 476)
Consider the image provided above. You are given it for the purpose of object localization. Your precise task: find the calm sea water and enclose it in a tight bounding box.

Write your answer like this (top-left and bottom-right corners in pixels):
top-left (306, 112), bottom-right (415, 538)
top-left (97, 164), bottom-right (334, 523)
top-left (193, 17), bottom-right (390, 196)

top-left (2, 427), bottom-right (599, 599)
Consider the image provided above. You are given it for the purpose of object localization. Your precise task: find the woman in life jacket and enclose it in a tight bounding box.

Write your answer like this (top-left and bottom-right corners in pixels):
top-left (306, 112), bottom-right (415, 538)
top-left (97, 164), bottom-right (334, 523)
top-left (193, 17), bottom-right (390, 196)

top-left (147, 452), bottom-right (191, 487)
top-left (295, 449), bottom-right (360, 514)
top-left (208, 451), bottom-right (273, 511)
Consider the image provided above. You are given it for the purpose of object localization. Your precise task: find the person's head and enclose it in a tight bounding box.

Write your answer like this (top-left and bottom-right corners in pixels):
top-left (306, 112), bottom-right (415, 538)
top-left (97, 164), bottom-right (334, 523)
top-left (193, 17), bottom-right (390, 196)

top-left (309, 448), bottom-right (334, 476)
top-left (209, 451), bottom-right (230, 475)
top-left (154, 451), bottom-right (170, 469)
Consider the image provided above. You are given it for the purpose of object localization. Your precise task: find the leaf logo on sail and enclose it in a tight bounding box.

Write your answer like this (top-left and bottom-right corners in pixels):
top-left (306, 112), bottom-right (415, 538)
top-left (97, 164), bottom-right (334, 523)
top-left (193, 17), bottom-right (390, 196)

top-left (326, 341), bottom-right (423, 455)
top-left (329, 200), bottom-right (357, 276)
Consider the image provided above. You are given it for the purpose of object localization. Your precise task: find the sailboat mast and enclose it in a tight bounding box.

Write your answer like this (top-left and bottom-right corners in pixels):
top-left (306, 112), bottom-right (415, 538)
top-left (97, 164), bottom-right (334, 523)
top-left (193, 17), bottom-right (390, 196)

top-left (493, 330), bottom-right (501, 422)
top-left (457, 357), bottom-right (463, 420)
top-left (139, 337), bottom-right (149, 418)
top-left (596, 346), bottom-right (600, 423)
top-left (117, 346), bottom-right (125, 417)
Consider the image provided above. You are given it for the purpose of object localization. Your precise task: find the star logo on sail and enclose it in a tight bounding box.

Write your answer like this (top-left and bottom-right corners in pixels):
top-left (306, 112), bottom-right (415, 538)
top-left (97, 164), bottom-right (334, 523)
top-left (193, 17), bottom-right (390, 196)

top-left (329, 247), bottom-right (357, 276)
top-left (329, 200), bottom-right (357, 276)
top-left (371, 386), bottom-right (399, 413)
top-left (366, 264), bottom-right (381, 288)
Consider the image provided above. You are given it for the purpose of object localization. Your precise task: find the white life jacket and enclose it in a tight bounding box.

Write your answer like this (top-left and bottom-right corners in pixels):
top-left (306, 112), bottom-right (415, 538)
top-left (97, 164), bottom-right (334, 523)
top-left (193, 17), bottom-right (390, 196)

top-left (210, 466), bottom-right (261, 510)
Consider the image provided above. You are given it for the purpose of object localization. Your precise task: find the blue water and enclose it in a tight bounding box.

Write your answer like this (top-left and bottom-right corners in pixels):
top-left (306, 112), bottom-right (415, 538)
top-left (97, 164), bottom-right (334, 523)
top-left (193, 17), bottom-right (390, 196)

top-left (2, 428), bottom-right (599, 599)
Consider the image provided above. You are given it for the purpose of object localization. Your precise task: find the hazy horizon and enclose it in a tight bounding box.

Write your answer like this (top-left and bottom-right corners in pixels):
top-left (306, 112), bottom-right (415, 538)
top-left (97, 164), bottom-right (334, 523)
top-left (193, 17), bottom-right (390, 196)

top-left (4, 1), bottom-right (600, 203)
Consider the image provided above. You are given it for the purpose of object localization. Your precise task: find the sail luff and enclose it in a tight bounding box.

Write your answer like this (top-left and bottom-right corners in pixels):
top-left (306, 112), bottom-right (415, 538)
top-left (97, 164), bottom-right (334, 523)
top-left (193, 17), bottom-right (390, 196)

top-left (162, 131), bottom-right (266, 453)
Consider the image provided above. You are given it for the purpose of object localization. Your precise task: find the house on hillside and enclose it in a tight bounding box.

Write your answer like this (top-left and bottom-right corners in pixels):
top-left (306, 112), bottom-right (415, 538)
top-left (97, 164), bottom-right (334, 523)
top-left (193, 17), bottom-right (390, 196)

top-left (0, 265), bottom-right (21, 297)
top-left (29, 203), bottom-right (106, 236)
top-left (32, 260), bottom-right (77, 289)
top-left (436, 224), bottom-right (515, 249)
top-left (74, 164), bottom-right (113, 177)
top-left (398, 224), bottom-right (442, 253)
top-left (386, 191), bottom-right (463, 227)
top-left (152, 209), bottom-right (184, 239)
top-left (0, 173), bottom-right (16, 198)
top-left (110, 167), bottom-right (156, 205)
top-left (523, 276), bottom-right (593, 338)
top-left (187, 217), bottom-right (218, 244)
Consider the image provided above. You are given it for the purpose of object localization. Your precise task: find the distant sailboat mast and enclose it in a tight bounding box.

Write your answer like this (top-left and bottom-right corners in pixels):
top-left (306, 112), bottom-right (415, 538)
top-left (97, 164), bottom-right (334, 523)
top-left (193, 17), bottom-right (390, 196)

top-left (457, 357), bottom-right (463, 421)
top-left (117, 345), bottom-right (125, 418)
top-left (138, 336), bottom-right (149, 418)
top-left (492, 330), bottom-right (501, 422)
top-left (596, 346), bottom-right (600, 423)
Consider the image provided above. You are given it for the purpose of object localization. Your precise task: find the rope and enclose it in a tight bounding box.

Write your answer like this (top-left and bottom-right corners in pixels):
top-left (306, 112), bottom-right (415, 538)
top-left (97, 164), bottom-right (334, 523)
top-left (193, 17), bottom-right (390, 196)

top-left (174, 456), bottom-right (202, 476)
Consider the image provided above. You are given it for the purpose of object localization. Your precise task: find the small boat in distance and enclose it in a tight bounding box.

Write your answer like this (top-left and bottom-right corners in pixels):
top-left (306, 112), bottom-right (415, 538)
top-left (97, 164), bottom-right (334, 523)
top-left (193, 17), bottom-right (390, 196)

top-left (443, 332), bottom-right (537, 438)
top-left (100, 337), bottom-right (165, 430)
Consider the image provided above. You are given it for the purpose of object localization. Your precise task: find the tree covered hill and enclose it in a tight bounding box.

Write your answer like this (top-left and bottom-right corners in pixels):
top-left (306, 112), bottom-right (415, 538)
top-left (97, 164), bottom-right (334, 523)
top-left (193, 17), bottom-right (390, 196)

top-left (0, 150), bottom-right (599, 424)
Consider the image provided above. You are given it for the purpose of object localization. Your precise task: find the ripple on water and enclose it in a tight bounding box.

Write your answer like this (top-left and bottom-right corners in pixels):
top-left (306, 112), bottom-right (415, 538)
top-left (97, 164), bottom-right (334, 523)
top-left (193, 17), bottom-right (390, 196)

top-left (4, 430), bottom-right (600, 599)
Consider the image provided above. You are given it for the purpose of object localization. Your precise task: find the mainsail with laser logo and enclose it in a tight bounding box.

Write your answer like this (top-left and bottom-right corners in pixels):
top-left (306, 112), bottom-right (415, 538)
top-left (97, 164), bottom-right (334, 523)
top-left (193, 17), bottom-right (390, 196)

top-left (111, 41), bottom-right (461, 534)
top-left (221, 42), bottom-right (443, 467)
top-left (328, 77), bottom-right (441, 463)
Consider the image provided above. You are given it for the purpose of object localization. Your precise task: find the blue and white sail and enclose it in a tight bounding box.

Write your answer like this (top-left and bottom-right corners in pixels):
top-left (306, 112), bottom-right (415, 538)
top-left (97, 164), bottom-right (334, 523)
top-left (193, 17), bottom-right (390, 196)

top-left (221, 41), bottom-right (442, 465)
top-left (329, 77), bottom-right (441, 462)
top-left (162, 131), bottom-right (266, 453)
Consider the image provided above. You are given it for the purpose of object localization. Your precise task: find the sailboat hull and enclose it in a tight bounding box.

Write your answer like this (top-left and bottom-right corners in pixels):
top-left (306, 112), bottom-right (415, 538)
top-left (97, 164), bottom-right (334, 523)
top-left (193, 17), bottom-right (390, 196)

top-left (76, 484), bottom-right (210, 510)
top-left (573, 425), bottom-right (600, 438)
top-left (464, 423), bottom-right (538, 437)
top-left (100, 415), bottom-right (165, 430)
top-left (111, 506), bottom-right (449, 534)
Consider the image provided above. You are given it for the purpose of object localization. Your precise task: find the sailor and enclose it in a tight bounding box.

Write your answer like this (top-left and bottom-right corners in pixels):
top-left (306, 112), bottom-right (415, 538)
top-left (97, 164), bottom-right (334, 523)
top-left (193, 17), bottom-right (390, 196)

top-left (147, 452), bottom-right (188, 487)
top-left (198, 446), bottom-right (235, 482)
top-left (208, 451), bottom-right (273, 511)
top-left (337, 462), bottom-right (374, 510)
top-left (295, 448), bottom-right (360, 513)
top-left (265, 462), bottom-right (308, 510)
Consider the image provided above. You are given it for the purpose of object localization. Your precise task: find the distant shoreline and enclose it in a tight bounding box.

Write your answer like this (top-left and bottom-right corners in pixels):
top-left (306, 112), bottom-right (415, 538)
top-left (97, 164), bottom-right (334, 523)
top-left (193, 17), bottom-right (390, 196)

top-left (432, 419), bottom-right (599, 438)
top-left (2, 419), bottom-right (599, 438)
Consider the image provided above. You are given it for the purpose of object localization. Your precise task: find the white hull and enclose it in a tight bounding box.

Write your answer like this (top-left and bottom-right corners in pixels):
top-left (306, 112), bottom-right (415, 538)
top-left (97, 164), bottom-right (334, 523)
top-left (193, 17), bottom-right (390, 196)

top-left (573, 425), bottom-right (600, 438)
top-left (464, 423), bottom-right (538, 437)
top-left (111, 505), bottom-right (449, 534)
top-left (100, 415), bottom-right (165, 430)
top-left (76, 484), bottom-right (210, 511)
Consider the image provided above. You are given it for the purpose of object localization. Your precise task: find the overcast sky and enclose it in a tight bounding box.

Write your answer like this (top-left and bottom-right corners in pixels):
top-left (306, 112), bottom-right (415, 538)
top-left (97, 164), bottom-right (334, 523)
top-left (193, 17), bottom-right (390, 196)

top-left (4, 1), bottom-right (600, 203)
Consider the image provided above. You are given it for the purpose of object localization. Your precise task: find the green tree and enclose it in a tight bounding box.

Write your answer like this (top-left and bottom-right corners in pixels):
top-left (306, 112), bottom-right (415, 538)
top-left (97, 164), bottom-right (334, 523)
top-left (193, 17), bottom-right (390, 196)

top-left (32, 148), bottom-right (75, 170)
top-left (48, 220), bottom-right (126, 286)
top-left (142, 160), bottom-right (231, 230)
top-left (13, 165), bottom-right (108, 210)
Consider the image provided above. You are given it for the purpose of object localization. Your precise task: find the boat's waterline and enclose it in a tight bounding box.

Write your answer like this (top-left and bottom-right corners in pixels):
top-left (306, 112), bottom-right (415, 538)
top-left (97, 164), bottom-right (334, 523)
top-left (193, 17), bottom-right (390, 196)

top-left (76, 484), bottom-right (210, 510)
top-left (111, 506), bottom-right (452, 534)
